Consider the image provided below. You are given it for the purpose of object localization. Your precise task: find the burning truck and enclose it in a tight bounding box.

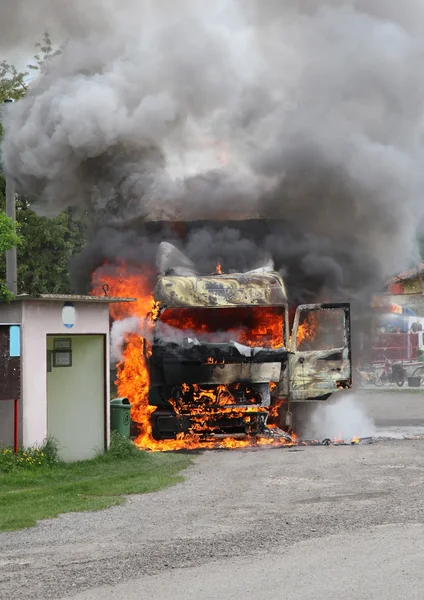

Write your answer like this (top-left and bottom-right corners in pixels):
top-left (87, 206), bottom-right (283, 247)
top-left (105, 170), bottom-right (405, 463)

top-left (149, 242), bottom-right (351, 441)
top-left (96, 239), bottom-right (352, 449)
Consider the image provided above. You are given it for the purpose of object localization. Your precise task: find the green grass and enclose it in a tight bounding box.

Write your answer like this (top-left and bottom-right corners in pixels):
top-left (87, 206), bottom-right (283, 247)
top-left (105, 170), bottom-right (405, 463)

top-left (0, 436), bottom-right (192, 532)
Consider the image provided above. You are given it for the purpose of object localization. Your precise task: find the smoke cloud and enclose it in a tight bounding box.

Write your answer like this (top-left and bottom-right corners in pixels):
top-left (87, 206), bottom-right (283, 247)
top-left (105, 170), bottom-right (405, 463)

top-left (2, 0), bottom-right (424, 304)
top-left (110, 315), bottom-right (143, 362)
top-left (303, 393), bottom-right (376, 440)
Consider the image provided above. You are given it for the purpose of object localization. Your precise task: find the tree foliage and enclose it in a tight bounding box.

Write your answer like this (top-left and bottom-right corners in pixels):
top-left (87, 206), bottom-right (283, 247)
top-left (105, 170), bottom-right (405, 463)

top-left (28, 32), bottom-right (61, 73)
top-left (0, 32), bottom-right (59, 104)
top-left (0, 209), bottom-right (22, 301)
top-left (0, 34), bottom-right (87, 297)
top-left (0, 61), bottom-right (27, 104)
top-left (16, 199), bottom-right (86, 294)
top-left (0, 210), bottom-right (21, 254)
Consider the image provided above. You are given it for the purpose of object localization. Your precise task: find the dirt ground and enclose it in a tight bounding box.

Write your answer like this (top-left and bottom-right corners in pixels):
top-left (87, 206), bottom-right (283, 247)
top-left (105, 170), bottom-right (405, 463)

top-left (1, 390), bottom-right (424, 600)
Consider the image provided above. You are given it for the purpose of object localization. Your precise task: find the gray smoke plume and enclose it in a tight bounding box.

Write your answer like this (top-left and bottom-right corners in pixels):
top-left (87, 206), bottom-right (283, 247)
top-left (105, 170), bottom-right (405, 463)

top-left (110, 315), bottom-right (143, 363)
top-left (2, 0), bottom-right (424, 304)
top-left (0, 0), bottom-right (132, 52)
top-left (303, 392), bottom-right (376, 441)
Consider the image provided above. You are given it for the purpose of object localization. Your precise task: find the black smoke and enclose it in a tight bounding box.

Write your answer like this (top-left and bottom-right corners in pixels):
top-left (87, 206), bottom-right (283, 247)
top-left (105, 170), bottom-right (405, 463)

top-left (2, 0), bottom-right (424, 310)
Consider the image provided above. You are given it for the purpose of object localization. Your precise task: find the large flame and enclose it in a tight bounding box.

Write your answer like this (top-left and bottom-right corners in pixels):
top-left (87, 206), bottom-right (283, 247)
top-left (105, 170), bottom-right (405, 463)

top-left (92, 263), bottom-right (356, 450)
top-left (92, 263), bottom-right (157, 448)
top-left (158, 306), bottom-right (284, 348)
top-left (92, 262), bottom-right (293, 450)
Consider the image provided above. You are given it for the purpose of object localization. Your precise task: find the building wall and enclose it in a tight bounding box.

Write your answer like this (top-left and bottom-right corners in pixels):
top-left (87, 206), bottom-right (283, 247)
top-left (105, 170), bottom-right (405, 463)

top-left (0, 322), bottom-right (22, 449)
top-left (0, 302), bottom-right (23, 324)
top-left (388, 282), bottom-right (404, 294)
top-left (387, 277), bottom-right (424, 296)
top-left (0, 401), bottom-right (14, 447)
top-left (21, 301), bottom-right (110, 448)
top-left (47, 335), bottom-right (105, 461)
top-left (375, 293), bottom-right (424, 317)
top-left (403, 278), bottom-right (423, 294)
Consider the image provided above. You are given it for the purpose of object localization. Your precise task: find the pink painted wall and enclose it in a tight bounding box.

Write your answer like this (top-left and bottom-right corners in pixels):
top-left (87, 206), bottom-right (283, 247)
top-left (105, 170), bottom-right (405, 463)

top-left (21, 301), bottom-right (111, 448)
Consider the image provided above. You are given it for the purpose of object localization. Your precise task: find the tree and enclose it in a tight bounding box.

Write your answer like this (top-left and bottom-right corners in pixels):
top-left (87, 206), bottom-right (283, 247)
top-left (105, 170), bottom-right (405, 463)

top-left (0, 211), bottom-right (20, 255)
top-left (0, 32), bottom-right (60, 104)
top-left (0, 60), bottom-right (27, 104)
top-left (0, 33), bottom-right (87, 296)
top-left (15, 199), bottom-right (86, 294)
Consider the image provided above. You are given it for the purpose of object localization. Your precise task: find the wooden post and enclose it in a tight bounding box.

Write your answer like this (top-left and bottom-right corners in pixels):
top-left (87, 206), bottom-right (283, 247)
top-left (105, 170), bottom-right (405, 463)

top-left (14, 398), bottom-right (19, 453)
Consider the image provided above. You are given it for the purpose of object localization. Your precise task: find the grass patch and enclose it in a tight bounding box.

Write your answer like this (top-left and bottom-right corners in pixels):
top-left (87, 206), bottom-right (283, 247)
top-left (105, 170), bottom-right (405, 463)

top-left (0, 433), bottom-right (192, 532)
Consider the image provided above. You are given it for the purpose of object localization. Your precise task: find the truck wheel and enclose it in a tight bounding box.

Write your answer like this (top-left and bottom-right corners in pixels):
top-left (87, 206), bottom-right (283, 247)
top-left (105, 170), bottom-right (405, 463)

top-left (151, 410), bottom-right (180, 440)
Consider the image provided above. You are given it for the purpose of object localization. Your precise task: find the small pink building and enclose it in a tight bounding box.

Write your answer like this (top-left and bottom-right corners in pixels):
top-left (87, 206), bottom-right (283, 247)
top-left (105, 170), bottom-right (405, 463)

top-left (0, 295), bottom-right (132, 461)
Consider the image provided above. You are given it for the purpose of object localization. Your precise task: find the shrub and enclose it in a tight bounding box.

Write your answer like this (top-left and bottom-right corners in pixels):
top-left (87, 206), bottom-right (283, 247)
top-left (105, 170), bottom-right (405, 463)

top-left (103, 431), bottom-right (144, 460)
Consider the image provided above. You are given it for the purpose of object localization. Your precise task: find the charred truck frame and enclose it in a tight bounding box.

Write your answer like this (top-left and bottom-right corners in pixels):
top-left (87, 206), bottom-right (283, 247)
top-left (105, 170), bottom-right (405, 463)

top-left (146, 241), bottom-right (352, 441)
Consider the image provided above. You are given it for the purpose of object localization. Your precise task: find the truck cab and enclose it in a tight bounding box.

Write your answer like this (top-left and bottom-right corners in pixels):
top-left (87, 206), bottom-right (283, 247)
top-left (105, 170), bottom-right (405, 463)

top-left (146, 244), bottom-right (352, 440)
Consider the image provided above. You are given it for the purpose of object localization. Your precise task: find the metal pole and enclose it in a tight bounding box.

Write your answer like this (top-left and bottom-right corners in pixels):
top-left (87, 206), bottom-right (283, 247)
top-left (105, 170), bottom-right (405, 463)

top-left (2, 100), bottom-right (17, 295)
top-left (5, 176), bottom-right (17, 294)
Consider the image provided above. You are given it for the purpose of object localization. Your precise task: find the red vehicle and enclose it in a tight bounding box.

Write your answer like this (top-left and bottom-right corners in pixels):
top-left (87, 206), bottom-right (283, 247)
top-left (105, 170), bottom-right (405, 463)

top-left (368, 303), bottom-right (424, 382)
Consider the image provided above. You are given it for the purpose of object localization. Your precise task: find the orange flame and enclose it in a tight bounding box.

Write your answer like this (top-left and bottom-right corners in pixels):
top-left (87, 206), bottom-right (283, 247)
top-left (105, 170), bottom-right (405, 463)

top-left (92, 263), bottom-right (358, 451)
top-left (159, 306), bottom-right (284, 349)
top-left (92, 263), bottom-right (157, 448)
top-left (215, 262), bottom-right (223, 275)
top-left (296, 312), bottom-right (319, 349)
top-left (92, 263), bottom-right (295, 451)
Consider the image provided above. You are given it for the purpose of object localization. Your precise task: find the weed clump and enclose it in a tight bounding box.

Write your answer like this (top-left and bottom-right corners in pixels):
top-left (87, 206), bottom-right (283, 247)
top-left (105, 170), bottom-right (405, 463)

top-left (102, 431), bottom-right (145, 460)
top-left (0, 438), bottom-right (59, 473)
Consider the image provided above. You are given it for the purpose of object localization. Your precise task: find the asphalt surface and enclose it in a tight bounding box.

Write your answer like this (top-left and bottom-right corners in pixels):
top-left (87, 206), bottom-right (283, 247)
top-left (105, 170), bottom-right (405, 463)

top-left (359, 388), bottom-right (424, 429)
top-left (1, 390), bottom-right (424, 600)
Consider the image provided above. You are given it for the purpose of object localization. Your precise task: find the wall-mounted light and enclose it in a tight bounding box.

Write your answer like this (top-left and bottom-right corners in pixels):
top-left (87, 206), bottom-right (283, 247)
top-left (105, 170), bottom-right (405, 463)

top-left (62, 302), bottom-right (76, 329)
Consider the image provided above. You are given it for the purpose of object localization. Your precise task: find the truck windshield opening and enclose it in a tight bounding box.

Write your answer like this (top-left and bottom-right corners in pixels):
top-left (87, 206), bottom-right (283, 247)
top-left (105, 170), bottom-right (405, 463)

top-left (155, 306), bottom-right (285, 349)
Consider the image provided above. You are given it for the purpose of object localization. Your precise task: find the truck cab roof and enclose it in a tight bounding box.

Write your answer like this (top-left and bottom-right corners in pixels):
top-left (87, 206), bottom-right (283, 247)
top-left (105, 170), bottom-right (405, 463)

top-left (154, 270), bottom-right (287, 309)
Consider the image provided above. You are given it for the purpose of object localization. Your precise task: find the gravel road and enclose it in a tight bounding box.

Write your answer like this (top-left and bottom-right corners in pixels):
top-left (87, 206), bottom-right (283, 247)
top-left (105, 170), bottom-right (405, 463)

top-left (1, 390), bottom-right (424, 600)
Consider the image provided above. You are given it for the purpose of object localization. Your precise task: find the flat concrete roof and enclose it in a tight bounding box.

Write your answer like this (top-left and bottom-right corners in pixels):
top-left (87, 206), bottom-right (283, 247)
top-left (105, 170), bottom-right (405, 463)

top-left (11, 294), bottom-right (135, 303)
